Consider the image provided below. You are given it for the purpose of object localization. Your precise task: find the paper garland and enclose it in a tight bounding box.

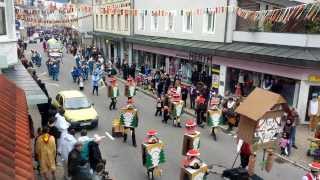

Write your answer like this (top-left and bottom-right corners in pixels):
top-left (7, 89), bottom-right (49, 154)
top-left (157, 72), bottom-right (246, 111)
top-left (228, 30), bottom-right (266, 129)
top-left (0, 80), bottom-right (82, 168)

top-left (16, 14), bottom-right (92, 26)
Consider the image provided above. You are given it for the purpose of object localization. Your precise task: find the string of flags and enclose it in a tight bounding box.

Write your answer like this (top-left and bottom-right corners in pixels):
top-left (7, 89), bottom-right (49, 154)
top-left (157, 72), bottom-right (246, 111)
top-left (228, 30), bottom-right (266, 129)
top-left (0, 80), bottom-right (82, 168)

top-left (16, 14), bottom-right (92, 25)
top-left (14, 1), bottom-right (320, 26)
top-left (236, 2), bottom-right (320, 23)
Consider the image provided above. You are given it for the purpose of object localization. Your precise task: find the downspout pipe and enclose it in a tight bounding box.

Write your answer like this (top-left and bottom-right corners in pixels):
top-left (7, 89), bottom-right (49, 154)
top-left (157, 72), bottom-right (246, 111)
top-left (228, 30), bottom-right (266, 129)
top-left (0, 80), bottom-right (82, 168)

top-left (224, 0), bottom-right (230, 43)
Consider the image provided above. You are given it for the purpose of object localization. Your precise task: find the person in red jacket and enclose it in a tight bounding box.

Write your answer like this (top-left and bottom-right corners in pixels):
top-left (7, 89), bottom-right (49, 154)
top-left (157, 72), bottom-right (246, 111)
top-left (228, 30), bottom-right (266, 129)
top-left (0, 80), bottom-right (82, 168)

top-left (240, 142), bottom-right (251, 169)
top-left (302, 162), bottom-right (320, 180)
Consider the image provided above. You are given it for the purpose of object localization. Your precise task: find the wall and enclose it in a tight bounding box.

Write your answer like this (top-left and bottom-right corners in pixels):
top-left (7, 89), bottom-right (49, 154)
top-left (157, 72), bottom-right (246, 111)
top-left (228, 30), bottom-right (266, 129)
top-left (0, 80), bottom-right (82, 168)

top-left (233, 31), bottom-right (320, 48)
top-left (94, 0), bottom-right (131, 36)
top-left (134, 0), bottom-right (228, 42)
top-left (0, 0), bottom-right (18, 67)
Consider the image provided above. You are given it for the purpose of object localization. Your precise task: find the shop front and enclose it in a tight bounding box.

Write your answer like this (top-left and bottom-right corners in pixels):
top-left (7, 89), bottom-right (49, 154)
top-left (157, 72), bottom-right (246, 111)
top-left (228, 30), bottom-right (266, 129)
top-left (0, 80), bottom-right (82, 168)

top-left (133, 44), bottom-right (217, 85)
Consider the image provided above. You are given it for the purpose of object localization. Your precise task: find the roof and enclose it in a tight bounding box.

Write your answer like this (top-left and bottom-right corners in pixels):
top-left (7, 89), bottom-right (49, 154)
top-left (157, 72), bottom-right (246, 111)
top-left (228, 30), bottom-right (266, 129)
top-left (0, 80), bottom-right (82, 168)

top-left (59, 90), bottom-right (85, 98)
top-left (2, 63), bottom-right (48, 105)
top-left (236, 88), bottom-right (286, 121)
top-left (91, 31), bottom-right (128, 41)
top-left (0, 75), bottom-right (35, 180)
top-left (124, 35), bottom-right (320, 69)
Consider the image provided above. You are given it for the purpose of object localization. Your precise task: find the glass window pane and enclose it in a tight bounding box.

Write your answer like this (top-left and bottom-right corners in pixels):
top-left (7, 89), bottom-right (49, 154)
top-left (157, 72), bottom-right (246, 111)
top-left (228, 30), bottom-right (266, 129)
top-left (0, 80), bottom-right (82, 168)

top-left (0, 7), bottom-right (6, 35)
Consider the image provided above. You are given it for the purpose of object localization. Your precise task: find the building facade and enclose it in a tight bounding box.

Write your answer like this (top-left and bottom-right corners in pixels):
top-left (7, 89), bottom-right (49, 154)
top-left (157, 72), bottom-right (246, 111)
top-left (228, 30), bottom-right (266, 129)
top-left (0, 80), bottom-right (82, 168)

top-left (93, 0), bottom-right (132, 65)
top-left (92, 0), bottom-right (320, 124)
top-left (0, 0), bottom-right (18, 68)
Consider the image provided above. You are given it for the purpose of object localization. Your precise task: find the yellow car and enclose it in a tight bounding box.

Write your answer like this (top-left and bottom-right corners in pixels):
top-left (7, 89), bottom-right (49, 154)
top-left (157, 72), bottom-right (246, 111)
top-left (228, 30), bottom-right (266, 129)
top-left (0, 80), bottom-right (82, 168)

top-left (52, 90), bottom-right (98, 129)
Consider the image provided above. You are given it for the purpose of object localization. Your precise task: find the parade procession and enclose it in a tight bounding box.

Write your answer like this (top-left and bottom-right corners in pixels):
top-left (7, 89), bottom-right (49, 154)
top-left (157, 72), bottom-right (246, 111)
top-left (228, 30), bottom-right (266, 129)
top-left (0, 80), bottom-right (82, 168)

top-left (2, 0), bottom-right (320, 179)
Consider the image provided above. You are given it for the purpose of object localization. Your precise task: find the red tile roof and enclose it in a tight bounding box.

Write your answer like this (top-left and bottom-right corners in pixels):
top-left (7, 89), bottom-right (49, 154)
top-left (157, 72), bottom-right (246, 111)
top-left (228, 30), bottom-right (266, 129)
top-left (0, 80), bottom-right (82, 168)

top-left (0, 75), bottom-right (35, 180)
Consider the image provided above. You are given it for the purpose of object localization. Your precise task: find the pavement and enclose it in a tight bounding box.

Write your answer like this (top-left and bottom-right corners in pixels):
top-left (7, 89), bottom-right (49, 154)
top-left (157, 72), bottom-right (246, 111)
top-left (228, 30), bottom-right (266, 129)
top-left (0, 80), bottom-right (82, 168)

top-left (27, 42), bottom-right (308, 180)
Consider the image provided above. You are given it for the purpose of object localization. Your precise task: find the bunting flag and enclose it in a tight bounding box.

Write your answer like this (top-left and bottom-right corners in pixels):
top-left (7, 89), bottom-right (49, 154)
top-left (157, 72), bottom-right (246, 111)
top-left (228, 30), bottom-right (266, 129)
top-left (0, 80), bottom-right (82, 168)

top-left (236, 2), bottom-right (320, 24)
top-left (16, 14), bottom-right (92, 26)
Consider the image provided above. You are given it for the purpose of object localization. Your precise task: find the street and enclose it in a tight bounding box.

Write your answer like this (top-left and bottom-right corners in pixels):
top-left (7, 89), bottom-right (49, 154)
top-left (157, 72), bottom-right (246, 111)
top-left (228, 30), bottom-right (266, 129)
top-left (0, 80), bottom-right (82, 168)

top-left (30, 43), bottom-right (305, 180)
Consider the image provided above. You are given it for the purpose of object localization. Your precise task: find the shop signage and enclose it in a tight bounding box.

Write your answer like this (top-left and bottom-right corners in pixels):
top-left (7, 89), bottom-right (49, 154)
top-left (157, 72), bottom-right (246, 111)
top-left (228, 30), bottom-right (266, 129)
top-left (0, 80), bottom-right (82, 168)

top-left (212, 68), bottom-right (220, 89)
top-left (309, 75), bottom-right (320, 83)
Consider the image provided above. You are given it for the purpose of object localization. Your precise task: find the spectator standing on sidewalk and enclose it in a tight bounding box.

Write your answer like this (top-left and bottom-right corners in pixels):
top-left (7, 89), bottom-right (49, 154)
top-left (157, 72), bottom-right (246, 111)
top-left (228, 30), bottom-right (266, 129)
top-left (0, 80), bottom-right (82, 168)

top-left (190, 85), bottom-right (197, 109)
top-left (60, 128), bottom-right (77, 180)
top-left (288, 107), bottom-right (299, 149)
top-left (88, 134), bottom-right (105, 178)
top-left (181, 85), bottom-right (188, 107)
top-left (68, 143), bottom-right (91, 180)
top-left (35, 127), bottom-right (57, 180)
top-left (283, 119), bottom-right (293, 156)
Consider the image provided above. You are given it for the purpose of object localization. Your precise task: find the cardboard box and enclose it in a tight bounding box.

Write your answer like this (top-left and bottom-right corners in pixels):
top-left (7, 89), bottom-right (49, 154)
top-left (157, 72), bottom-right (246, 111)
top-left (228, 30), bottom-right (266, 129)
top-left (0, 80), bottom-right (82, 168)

top-left (182, 131), bottom-right (200, 156)
top-left (236, 88), bottom-right (286, 145)
top-left (112, 119), bottom-right (124, 137)
top-left (142, 142), bottom-right (165, 169)
top-left (180, 164), bottom-right (208, 180)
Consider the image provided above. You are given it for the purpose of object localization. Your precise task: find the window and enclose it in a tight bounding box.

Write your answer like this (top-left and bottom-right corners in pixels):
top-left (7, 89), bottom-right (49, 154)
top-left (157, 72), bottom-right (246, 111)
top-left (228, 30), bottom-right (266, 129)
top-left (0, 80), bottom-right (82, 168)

top-left (183, 12), bottom-right (192, 32)
top-left (151, 14), bottom-right (158, 31)
top-left (105, 15), bottom-right (109, 30)
top-left (124, 14), bottom-right (128, 31)
top-left (205, 11), bottom-right (215, 33)
top-left (95, 15), bottom-right (99, 29)
top-left (165, 11), bottom-right (175, 32)
top-left (111, 15), bottom-right (114, 30)
top-left (138, 12), bottom-right (145, 30)
top-left (117, 15), bottom-right (121, 31)
top-left (100, 15), bottom-right (103, 29)
top-left (0, 0), bottom-right (6, 35)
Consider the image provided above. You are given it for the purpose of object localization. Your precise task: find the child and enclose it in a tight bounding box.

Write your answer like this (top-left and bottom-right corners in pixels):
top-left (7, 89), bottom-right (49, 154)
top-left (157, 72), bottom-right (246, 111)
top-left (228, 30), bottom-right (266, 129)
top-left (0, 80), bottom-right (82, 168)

top-left (162, 106), bottom-right (170, 123)
top-left (79, 76), bottom-right (84, 91)
top-left (279, 132), bottom-right (290, 156)
top-left (155, 98), bottom-right (163, 116)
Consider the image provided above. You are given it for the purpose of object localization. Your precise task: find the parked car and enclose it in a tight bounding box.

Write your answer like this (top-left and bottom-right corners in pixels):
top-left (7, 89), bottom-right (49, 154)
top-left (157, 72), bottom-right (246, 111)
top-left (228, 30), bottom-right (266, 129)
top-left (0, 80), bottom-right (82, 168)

top-left (52, 90), bottom-right (99, 129)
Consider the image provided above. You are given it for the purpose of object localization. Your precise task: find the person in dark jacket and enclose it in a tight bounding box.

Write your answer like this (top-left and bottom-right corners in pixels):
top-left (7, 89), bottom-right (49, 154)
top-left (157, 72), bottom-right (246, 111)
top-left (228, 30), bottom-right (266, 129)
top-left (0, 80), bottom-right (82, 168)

top-left (129, 64), bottom-right (136, 78)
top-left (157, 80), bottom-right (164, 97)
top-left (181, 86), bottom-right (188, 107)
top-left (88, 134), bottom-right (104, 173)
top-left (164, 75), bottom-right (171, 94)
top-left (68, 142), bottom-right (91, 180)
top-left (122, 61), bottom-right (130, 80)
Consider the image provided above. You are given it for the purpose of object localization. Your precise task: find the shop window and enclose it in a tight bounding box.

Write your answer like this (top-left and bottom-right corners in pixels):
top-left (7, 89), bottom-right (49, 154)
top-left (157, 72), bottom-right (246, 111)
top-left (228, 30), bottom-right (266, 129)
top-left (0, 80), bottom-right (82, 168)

top-left (138, 11), bottom-right (145, 30)
top-left (183, 12), bottom-right (192, 33)
top-left (151, 14), bottom-right (158, 31)
top-left (124, 14), bottom-right (128, 31)
top-left (204, 11), bottom-right (215, 33)
top-left (165, 11), bottom-right (175, 32)
top-left (0, 0), bottom-right (6, 35)
top-left (111, 15), bottom-right (114, 30)
top-left (117, 15), bottom-right (121, 31)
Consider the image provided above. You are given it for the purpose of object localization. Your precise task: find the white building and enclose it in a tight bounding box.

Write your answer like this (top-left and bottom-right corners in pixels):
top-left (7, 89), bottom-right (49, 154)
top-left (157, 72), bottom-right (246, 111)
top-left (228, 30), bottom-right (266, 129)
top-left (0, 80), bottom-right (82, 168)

top-left (0, 0), bottom-right (18, 68)
top-left (1, 0), bottom-right (47, 105)
top-left (93, 0), bottom-right (132, 65)
top-left (92, 0), bottom-right (320, 124)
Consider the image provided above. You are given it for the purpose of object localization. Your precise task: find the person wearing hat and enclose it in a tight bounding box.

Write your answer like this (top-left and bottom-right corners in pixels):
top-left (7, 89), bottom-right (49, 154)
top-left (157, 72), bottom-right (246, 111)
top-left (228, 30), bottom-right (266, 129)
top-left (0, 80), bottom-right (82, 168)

top-left (195, 94), bottom-right (206, 128)
top-left (207, 98), bottom-right (222, 141)
top-left (108, 78), bottom-right (120, 110)
top-left (182, 120), bottom-right (200, 156)
top-left (142, 130), bottom-right (165, 179)
top-left (182, 149), bottom-right (203, 169)
top-left (170, 93), bottom-right (184, 127)
top-left (302, 162), bottom-right (320, 180)
top-left (125, 76), bottom-right (136, 100)
top-left (120, 100), bottom-right (139, 147)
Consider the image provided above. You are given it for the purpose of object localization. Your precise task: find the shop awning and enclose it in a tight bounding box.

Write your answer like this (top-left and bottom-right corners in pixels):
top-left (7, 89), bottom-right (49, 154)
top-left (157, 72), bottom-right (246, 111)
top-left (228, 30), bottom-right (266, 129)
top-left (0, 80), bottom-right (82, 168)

top-left (2, 63), bottom-right (48, 105)
top-left (91, 31), bottom-right (127, 41)
top-left (126, 35), bottom-right (320, 69)
top-left (0, 75), bottom-right (35, 180)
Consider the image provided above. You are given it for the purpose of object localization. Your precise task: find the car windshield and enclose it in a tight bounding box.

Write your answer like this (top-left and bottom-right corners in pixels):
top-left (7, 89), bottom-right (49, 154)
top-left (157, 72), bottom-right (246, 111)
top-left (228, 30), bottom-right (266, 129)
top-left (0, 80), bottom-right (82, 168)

top-left (64, 97), bottom-right (91, 109)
